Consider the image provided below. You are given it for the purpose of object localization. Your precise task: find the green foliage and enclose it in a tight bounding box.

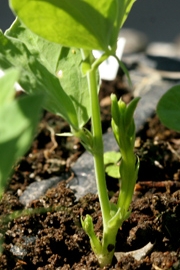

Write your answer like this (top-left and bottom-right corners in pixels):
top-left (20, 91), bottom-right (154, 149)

top-left (0, 19), bottom-right (90, 130)
top-left (0, 69), bottom-right (43, 197)
top-left (9, 0), bottom-right (135, 52)
top-left (157, 85), bottom-right (180, 132)
top-left (0, 0), bottom-right (138, 267)
top-left (104, 151), bottom-right (121, 179)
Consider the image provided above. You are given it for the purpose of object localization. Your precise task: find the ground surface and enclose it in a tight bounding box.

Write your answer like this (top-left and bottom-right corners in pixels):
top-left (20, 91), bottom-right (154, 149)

top-left (0, 74), bottom-right (180, 270)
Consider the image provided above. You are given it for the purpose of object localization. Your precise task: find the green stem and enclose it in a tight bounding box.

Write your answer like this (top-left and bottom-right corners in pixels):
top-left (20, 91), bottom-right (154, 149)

top-left (81, 49), bottom-right (110, 226)
top-left (87, 65), bottom-right (121, 267)
top-left (87, 61), bottom-right (110, 227)
top-left (81, 50), bottom-right (119, 267)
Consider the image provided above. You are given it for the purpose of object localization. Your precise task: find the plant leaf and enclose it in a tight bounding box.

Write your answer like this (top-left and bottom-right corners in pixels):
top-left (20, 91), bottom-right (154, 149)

top-left (104, 151), bottom-right (121, 165)
top-left (9, 0), bottom-right (135, 52)
top-left (0, 19), bottom-right (90, 129)
top-left (104, 151), bottom-right (121, 179)
top-left (105, 165), bottom-right (120, 179)
top-left (0, 75), bottom-right (43, 197)
top-left (0, 68), bottom-right (19, 106)
top-left (124, 97), bottom-right (141, 128)
top-left (157, 85), bottom-right (180, 132)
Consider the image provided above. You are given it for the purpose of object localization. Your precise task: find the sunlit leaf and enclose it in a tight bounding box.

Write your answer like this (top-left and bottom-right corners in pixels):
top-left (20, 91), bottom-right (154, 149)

top-left (9, 0), bottom-right (135, 52)
top-left (104, 151), bottom-right (121, 165)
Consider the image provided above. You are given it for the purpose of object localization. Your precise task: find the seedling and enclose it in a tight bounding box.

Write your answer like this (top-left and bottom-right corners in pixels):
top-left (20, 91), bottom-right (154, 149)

top-left (0, 0), bottom-right (140, 267)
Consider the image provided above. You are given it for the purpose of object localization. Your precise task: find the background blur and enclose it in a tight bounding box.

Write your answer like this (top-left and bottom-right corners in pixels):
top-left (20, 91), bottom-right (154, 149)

top-left (1, 0), bottom-right (180, 42)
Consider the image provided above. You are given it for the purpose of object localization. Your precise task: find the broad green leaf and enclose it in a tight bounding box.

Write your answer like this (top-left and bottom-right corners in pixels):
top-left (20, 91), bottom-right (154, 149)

top-left (0, 19), bottom-right (90, 129)
top-left (0, 90), bottom-right (43, 197)
top-left (0, 68), bottom-right (19, 106)
top-left (157, 85), bottom-right (180, 132)
top-left (9, 0), bottom-right (135, 52)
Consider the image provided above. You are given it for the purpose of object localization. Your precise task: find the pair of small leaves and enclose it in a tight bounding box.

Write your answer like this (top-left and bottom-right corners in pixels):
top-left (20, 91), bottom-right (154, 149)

top-left (9, 0), bottom-right (136, 52)
top-left (0, 19), bottom-right (90, 130)
top-left (104, 151), bottom-right (121, 179)
top-left (0, 69), bottom-right (43, 197)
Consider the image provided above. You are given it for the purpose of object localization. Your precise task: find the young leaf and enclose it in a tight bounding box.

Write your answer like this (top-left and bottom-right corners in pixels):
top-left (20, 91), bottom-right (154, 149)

top-left (157, 85), bottom-right (180, 132)
top-left (105, 165), bottom-right (120, 179)
top-left (124, 97), bottom-right (141, 129)
top-left (111, 94), bottom-right (121, 126)
top-left (9, 0), bottom-right (135, 52)
top-left (104, 151), bottom-right (121, 165)
top-left (104, 151), bottom-right (121, 179)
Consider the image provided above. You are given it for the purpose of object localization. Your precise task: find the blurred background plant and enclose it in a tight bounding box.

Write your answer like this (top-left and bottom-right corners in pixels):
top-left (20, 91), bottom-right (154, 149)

top-left (0, 69), bottom-right (43, 198)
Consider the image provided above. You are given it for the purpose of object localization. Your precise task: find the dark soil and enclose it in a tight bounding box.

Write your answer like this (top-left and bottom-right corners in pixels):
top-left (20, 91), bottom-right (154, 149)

top-left (0, 73), bottom-right (180, 270)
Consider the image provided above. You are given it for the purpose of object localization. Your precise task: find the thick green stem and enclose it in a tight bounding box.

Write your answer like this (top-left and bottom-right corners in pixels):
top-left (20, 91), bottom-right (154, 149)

top-left (86, 62), bottom-right (110, 227)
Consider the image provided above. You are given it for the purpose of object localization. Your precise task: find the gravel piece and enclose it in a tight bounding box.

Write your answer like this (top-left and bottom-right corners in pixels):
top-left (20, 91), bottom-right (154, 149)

top-left (19, 174), bottom-right (70, 206)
